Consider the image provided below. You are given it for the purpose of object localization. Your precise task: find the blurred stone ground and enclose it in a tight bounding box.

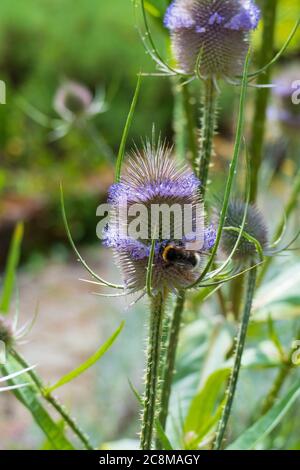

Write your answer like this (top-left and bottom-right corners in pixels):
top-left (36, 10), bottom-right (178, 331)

top-left (0, 246), bottom-right (146, 450)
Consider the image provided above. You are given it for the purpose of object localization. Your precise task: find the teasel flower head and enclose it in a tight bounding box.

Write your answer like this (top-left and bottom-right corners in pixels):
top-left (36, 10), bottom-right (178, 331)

top-left (103, 142), bottom-right (216, 294)
top-left (54, 81), bottom-right (104, 122)
top-left (0, 310), bottom-right (37, 351)
top-left (221, 200), bottom-right (268, 262)
top-left (164, 0), bottom-right (260, 79)
top-left (271, 65), bottom-right (300, 132)
top-left (0, 317), bottom-right (14, 350)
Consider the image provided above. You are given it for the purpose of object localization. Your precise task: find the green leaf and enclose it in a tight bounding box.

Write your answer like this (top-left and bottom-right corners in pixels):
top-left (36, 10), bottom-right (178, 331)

top-left (115, 74), bottom-right (142, 183)
top-left (41, 421), bottom-right (66, 450)
top-left (227, 380), bottom-right (300, 450)
top-left (128, 379), bottom-right (173, 450)
top-left (155, 420), bottom-right (173, 451)
top-left (184, 368), bottom-right (230, 446)
top-left (0, 222), bottom-right (24, 315)
top-left (1, 361), bottom-right (74, 450)
top-left (254, 262), bottom-right (300, 321)
top-left (45, 321), bottom-right (124, 394)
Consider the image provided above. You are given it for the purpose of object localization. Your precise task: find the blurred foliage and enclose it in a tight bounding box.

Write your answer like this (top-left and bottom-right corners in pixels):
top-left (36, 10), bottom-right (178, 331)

top-left (0, 0), bottom-right (172, 256)
top-left (0, 0), bottom-right (299, 259)
top-left (0, 0), bottom-right (299, 450)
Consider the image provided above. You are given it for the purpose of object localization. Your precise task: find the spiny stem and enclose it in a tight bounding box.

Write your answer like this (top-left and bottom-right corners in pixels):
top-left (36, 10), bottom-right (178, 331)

top-left (156, 291), bottom-right (185, 448)
top-left (213, 266), bottom-right (257, 450)
top-left (11, 349), bottom-right (94, 450)
top-left (140, 293), bottom-right (165, 450)
top-left (249, 0), bottom-right (279, 203)
top-left (198, 78), bottom-right (218, 198)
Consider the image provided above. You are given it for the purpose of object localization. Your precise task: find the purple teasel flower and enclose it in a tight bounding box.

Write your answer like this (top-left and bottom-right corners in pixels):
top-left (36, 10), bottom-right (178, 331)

top-left (54, 81), bottom-right (103, 122)
top-left (103, 142), bottom-right (216, 294)
top-left (164, 0), bottom-right (261, 79)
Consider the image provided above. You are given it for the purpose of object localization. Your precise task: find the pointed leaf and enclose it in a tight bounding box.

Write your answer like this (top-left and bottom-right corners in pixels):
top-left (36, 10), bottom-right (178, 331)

top-left (115, 74), bottom-right (142, 182)
top-left (227, 380), bottom-right (300, 450)
top-left (1, 361), bottom-right (74, 450)
top-left (45, 321), bottom-right (124, 394)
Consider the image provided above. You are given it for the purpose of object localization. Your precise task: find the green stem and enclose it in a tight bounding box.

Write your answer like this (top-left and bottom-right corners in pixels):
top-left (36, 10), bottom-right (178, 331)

top-left (230, 275), bottom-right (245, 320)
top-left (260, 327), bottom-right (300, 415)
top-left (214, 266), bottom-right (257, 450)
top-left (258, 168), bottom-right (300, 284)
top-left (11, 349), bottom-right (94, 450)
top-left (260, 363), bottom-right (290, 416)
top-left (140, 293), bottom-right (165, 450)
top-left (199, 78), bottom-right (218, 198)
top-left (250, 0), bottom-right (279, 203)
top-left (157, 291), bottom-right (185, 446)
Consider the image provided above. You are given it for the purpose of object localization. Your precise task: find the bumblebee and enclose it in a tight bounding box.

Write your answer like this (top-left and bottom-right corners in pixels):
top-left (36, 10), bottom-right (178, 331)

top-left (162, 244), bottom-right (202, 271)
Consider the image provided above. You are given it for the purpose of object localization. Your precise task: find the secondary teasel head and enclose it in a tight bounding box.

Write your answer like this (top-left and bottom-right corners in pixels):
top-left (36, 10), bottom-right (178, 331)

top-left (221, 200), bottom-right (268, 262)
top-left (0, 317), bottom-right (14, 350)
top-left (103, 142), bottom-right (216, 294)
top-left (164, 0), bottom-right (260, 79)
top-left (54, 81), bottom-right (100, 122)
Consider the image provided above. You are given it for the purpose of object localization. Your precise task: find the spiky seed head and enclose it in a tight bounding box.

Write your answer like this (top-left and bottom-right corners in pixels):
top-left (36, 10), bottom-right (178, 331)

top-left (0, 317), bottom-right (14, 350)
top-left (164, 0), bottom-right (260, 79)
top-left (221, 200), bottom-right (268, 262)
top-left (103, 142), bottom-right (216, 294)
top-left (54, 81), bottom-right (93, 121)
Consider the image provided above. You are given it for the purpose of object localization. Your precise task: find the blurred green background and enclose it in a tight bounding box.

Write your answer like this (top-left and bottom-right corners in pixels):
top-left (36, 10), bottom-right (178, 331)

top-left (0, 0), bottom-right (299, 265)
top-left (0, 0), bottom-right (299, 451)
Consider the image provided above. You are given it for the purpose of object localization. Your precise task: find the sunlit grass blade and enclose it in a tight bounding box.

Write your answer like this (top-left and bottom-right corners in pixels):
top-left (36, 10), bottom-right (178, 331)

top-left (45, 321), bottom-right (124, 394)
top-left (115, 74), bottom-right (142, 182)
top-left (60, 184), bottom-right (123, 290)
top-left (0, 222), bottom-right (24, 315)
top-left (227, 379), bottom-right (300, 450)
top-left (1, 360), bottom-right (75, 450)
